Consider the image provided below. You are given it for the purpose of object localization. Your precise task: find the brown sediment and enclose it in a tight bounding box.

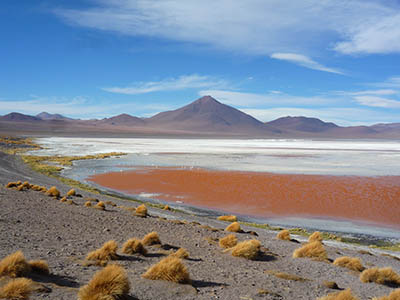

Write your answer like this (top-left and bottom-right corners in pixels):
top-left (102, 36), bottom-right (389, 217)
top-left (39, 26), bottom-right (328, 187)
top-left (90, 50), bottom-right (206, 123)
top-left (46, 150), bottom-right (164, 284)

top-left (88, 167), bottom-right (400, 228)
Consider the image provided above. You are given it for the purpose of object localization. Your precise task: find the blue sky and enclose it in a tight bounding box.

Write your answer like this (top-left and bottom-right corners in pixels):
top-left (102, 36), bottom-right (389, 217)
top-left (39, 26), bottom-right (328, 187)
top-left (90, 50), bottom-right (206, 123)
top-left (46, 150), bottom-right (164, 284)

top-left (1, 0), bottom-right (400, 125)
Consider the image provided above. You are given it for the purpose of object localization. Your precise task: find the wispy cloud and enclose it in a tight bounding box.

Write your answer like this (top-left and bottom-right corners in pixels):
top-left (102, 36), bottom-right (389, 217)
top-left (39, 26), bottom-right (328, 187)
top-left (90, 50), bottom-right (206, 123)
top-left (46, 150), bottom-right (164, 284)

top-left (353, 95), bottom-right (400, 108)
top-left (55, 1), bottom-right (400, 55)
top-left (270, 53), bottom-right (343, 74)
top-left (102, 74), bottom-right (230, 95)
top-left (372, 76), bottom-right (400, 89)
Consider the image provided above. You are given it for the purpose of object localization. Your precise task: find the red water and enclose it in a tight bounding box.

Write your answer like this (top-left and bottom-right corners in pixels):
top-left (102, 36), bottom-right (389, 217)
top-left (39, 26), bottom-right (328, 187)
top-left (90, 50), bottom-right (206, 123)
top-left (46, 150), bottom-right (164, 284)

top-left (88, 167), bottom-right (400, 229)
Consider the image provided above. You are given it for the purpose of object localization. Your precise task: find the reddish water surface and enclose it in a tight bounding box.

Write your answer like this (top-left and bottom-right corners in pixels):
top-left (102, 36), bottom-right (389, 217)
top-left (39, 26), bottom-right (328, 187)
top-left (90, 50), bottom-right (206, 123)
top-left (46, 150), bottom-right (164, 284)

top-left (88, 167), bottom-right (400, 228)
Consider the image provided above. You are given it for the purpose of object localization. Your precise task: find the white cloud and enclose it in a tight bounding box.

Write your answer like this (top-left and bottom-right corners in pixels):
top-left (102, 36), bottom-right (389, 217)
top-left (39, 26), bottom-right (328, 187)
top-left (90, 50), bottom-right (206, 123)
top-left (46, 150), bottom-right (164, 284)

top-left (270, 53), bottom-right (343, 74)
top-left (353, 95), bottom-right (400, 108)
top-left (103, 74), bottom-right (230, 95)
top-left (55, 1), bottom-right (400, 55)
top-left (347, 89), bottom-right (398, 96)
top-left (372, 76), bottom-right (400, 89)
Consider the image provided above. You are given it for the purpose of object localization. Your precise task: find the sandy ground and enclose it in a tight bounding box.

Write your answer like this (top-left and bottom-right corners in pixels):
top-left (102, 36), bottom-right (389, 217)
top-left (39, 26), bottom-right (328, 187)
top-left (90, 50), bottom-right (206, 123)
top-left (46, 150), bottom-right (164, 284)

top-left (0, 152), bottom-right (400, 300)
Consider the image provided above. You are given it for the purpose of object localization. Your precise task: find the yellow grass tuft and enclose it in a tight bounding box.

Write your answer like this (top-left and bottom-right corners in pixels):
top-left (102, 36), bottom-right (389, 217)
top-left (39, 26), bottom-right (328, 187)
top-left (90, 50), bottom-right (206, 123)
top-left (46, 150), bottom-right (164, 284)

top-left (6, 182), bottom-right (18, 188)
top-left (45, 186), bottom-right (60, 198)
top-left (86, 240), bottom-right (119, 263)
top-left (276, 229), bottom-right (291, 241)
top-left (217, 215), bottom-right (237, 222)
top-left (142, 256), bottom-right (190, 284)
top-left (163, 205), bottom-right (170, 210)
top-left (318, 289), bottom-right (359, 300)
top-left (94, 201), bottom-right (105, 210)
top-left (17, 185), bottom-right (24, 191)
top-left (66, 189), bottom-right (76, 196)
top-left (121, 238), bottom-right (147, 256)
top-left (142, 232), bottom-right (161, 246)
top-left (293, 241), bottom-right (327, 260)
top-left (373, 289), bottom-right (400, 300)
top-left (66, 200), bottom-right (77, 205)
top-left (0, 251), bottom-right (31, 278)
top-left (31, 185), bottom-right (42, 191)
top-left (231, 239), bottom-right (261, 260)
top-left (360, 267), bottom-right (400, 286)
top-left (21, 182), bottom-right (30, 189)
top-left (0, 278), bottom-right (33, 300)
top-left (60, 197), bottom-right (67, 203)
top-left (135, 204), bottom-right (147, 217)
top-left (265, 270), bottom-right (307, 281)
top-left (309, 231), bottom-right (323, 243)
top-left (28, 260), bottom-right (49, 275)
top-left (333, 256), bottom-right (364, 272)
top-left (225, 222), bottom-right (241, 232)
top-left (84, 201), bottom-right (92, 207)
top-left (169, 248), bottom-right (189, 259)
top-left (78, 264), bottom-right (130, 300)
top-left (219, 234), bottom-right (238, 249)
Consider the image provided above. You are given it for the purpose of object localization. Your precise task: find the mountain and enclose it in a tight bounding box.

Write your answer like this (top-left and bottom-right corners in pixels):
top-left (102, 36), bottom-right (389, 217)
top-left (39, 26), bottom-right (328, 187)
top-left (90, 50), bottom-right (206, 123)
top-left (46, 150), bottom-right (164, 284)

top-left (36, 112), bottom-right (72, 121)
top-left (0, 112), bottom-right (41, 122)
top-left (98, 113), bottom-right (145, 126)
top-left (266, 116), bottom-right (338, 133)
top-left (148, 95), bottom-right (279, 134)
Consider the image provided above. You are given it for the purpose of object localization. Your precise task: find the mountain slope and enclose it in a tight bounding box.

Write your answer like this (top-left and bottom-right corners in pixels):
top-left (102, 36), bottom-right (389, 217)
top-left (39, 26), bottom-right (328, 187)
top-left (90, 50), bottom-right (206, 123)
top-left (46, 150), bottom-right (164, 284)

top-left (0, 112), bottom-right (41, 122)
top-left (36, 112), bottom-right (72, 121)
top-left (98, 113), bottom-right (145, 126)
top-left (266, 116), bottom-right (338, 132)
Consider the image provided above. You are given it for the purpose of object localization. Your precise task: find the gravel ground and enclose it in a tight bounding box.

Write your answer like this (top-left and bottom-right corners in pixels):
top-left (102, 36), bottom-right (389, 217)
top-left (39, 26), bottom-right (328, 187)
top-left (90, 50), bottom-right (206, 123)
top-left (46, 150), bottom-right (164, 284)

top-left (0, 152), bottom-right (399, 300)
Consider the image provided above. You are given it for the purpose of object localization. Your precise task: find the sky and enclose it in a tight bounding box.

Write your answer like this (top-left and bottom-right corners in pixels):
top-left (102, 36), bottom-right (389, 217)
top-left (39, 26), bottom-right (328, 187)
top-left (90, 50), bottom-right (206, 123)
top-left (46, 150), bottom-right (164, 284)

top-left (1, 0), bottom-right (400, 125)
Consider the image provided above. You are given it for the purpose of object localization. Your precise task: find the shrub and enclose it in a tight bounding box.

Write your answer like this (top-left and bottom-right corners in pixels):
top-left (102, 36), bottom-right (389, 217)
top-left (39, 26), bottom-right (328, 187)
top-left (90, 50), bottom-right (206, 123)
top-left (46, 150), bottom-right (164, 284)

top-left (86, 241), bottom-right (119, 262)
top-left (217, 215), bottom-right (237, 222)
top-left (0, 251), bottom-right (31, 278)
top-left (170, 248), bottom-right (189, 259)
top-left (28, 260), bottom-right (49, 275)
top-left (373, 289), bottom-right (400, 300)
top-left (135, 204), bottom-right (147, 217)
top-left (333, 256), bottom-right (364, 272)
top-left (360, 267), bottom-right (400, 286)
top-left (293, 241), bottom-right (327, 260)
top-left (6, 182), bottom-right (18, 188)
top-left (142, 256), bottom-right (190, 284)
top-left (0, 278), bottom-right (33, 300)
top-left (219, 234), bottom-right (238, 249)
top-left (309, 231), bottom-right (323, 243)
top-left (231, 239), bottom-right (261, 260)
top-left (66, 189), bottom-right (76, 196)
top-left (276, 229), bottom-right (291, 241)
top-left (46, 186), bottom-right (60, 198)
top-left (318, 289), bottom-right (359, 300)
top-left (225, 222), bottom-right (241, 232)
top-left (84, 201), bottom-right (92, 207)
top-left (121, 238), bottom-right (147, 256)
top-left (78, 264), bottom-right (130, 300)
top-left (95, 201), bottom-right (106, 210)
top-left (142, 232), bottom-right (161, 246)
top-left (21, 182), bottom-right (30, 189)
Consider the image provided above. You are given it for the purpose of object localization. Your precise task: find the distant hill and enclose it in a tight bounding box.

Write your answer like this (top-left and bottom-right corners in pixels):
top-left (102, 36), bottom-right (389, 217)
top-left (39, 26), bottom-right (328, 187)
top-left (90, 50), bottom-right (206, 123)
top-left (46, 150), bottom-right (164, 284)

top-left (36, 112), bottom-right (72, 121)
top-left (266, 116), bottom-right (338, 132)
top-left (0, 112), bottom-right (41, 122)
top-left (97, 113), bottom-right (145, 126)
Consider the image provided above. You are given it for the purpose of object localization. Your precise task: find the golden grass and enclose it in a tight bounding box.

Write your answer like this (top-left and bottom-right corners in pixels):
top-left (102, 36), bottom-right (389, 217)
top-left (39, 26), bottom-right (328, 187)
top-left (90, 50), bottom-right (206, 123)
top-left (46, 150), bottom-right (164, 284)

top-left (66, 189), bottom-right (76, 196)
top-left (293, 241), bottom-right (327, 260)
top-left (142, 232), bottom-right (161, 246)
top-left (0, 278), bottom-right (33, 300)
top-left (169, 248), bottom-right (189, 259)
top-left (225, 222), bottom-right (241, 232)
top-left (142, 256), bottom-right (190, 284)
top-left (135, 204), bottom-right (147, 217)
top-left (45, 186), bottom-right (60, 198)
top-left (230, 239), bottom-right (261, 260)
top-left (66, 200), bottom-right (77, 205)
top-left (217, 215), bottom-right (237, 222)
top-left (309, 231), bottom-right (323, 243)
top-left (322, 281), bottom-right (339, 289)
top-left (163, 205), bottom-right (170, 210)
top-left (121, 238), bottom-right (147, 256)
top-left (6, 182), bottom-right (18, 188)
top-left (219, 234), bottom-right (238, 249)
top-left (78, 264), bottom-right (130, 300)
top-left (264, 270), bottom-right (307, 281)
top-left (94, 201), bottom-right (105, 210)
top-left (333, 256), bottom-right (364, 272)
top-left (21, 182), bottom-right (30, 189)
top-left (60, 197), bottom-right (67, 203)
top-left (28, 260), bottom-right (49, 275)
top-left (360, 267), bottom-right (400, 286)
top-left (84, 201), bottom-right (92, 207)
top-left (318, 289), bottom-right (359, 300)
top-left (86, 241), bottom-right (119, 262)
top-left (373, 289), bottom-right (400, 300)
top-left (276, 229), bottom-right (291, 241)
top-left (0, 251), bottom-right (31, 278)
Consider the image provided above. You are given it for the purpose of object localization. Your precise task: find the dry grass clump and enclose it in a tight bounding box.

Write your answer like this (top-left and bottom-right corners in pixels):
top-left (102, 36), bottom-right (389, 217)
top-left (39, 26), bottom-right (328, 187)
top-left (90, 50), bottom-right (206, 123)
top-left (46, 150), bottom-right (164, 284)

top-left (276, 229), bottom-right (291, 241)
top-left (84, 201), bottom-right (92, 207)
top-left (78, 264), bottom-right (130, 300)
top-left (45, 186), bottom-right (60, 198)
top-left (323, 281), bottom-right (340, 289)
top-left (170, 248), bottom-right (189, 259)
top-left (0, 251), bottom-right (31, 278)
top-left (135, 204), bottom-right (147, 217)
top-left (318, 289), bottom-right (359, 300)
top-left (309, 231), bottom-right (323, 243)
top-left (6, 182), bottom-right (18, 188)
top-left (28, 260), bottom-right (49, 275)
top-left (142, 256), bottom-right (190, 284)
top-left (66, 200), bottom-right (77, 205)
top-left (121, 238), bottom-right (147, 256)
top-left (85, 197), bottom-right (99, 203)
top-left (225, 222), bottom-right (241, 232)
top-left (60, 197), bottom-right (67, 203)
top-left (66, 189), bottom-right (76, 196)
top-left (360, 267), bottom-right (400, 286)
top-left (142, 232), bottom-right (161, 246)
top-left (293, 241), bottom-right (327, 260)
top-left (373, 289), bottom-right (400, 300)
top-left (265, 270), bottom-right (307, 281)
top-left (230, 239), bottom-right (261, 260)
top-left (105, 201), bottom-right (116, 207)
top-left (217, 215), bottom-right (237, 222)
top-left (163, 205), bottom-right (170, 210)
top-left (94, 201), bottom-right (106, 210)
top-left (0, 278), bottom-right (33, 300)
top-left (219, 234), bottom-right (238, 249)
top-left (30, 185), bottom-right (42, 191)
top-left (86, 241), bottom-right (119, 262)
top-left (333, 256), bottom-right (364, 272)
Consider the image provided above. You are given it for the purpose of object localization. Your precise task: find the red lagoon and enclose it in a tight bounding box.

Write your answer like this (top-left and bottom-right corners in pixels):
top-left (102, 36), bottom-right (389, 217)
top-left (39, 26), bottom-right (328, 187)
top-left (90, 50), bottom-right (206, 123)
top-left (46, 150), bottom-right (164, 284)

top-left (88, 167), bottom-right (400, 229)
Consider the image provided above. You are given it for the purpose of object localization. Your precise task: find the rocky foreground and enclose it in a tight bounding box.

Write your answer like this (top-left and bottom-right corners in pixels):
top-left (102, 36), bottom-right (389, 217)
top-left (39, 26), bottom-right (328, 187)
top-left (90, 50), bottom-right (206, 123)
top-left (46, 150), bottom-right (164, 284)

top-left (0, 152), bottom-right (399, 300)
